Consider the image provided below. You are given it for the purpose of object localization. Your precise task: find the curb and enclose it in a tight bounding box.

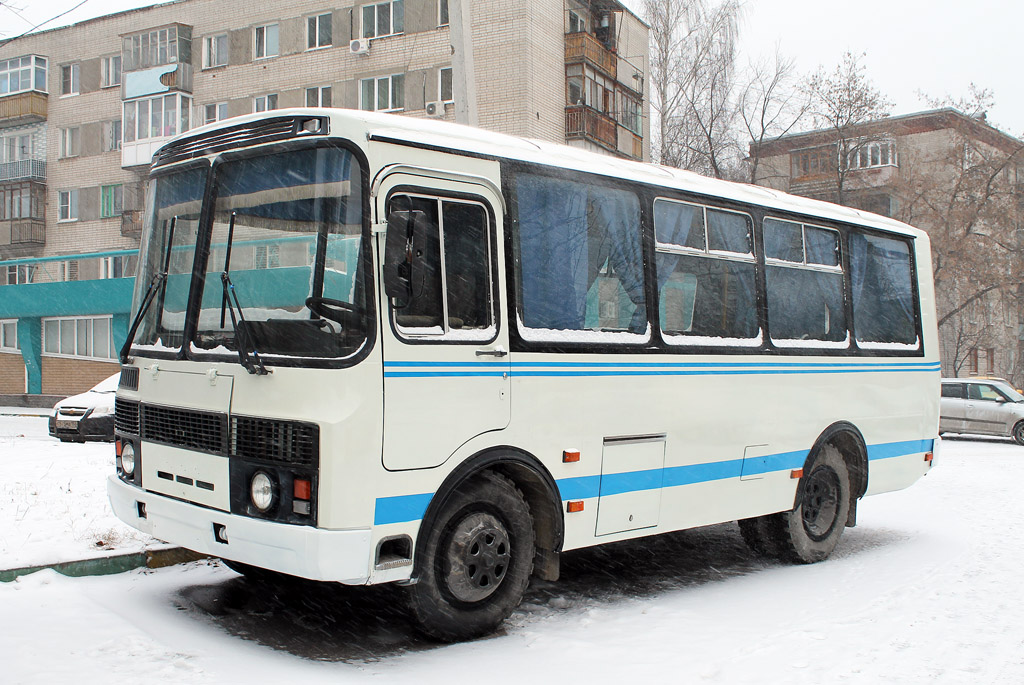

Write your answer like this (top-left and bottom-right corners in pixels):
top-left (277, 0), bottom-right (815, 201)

top-left (0, 547), bottom-right (208, 583)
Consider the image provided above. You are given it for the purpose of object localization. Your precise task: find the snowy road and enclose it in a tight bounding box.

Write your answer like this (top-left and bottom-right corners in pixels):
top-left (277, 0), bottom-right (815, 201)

top-left (2, 428), bottom-right (1024, 683)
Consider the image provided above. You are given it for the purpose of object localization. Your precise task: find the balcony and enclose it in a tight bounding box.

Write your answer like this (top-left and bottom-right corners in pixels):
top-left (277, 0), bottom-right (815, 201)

top-left (0, 219), bottom-right (44, 250)
top-left (566, 105), bottom-right (617, 151)
top-left (565, 32), bottom-right (616, 78)
top-left (0, 91), bottom-right (47, 125)
top-left (0, 159), bottom-right (45, 182)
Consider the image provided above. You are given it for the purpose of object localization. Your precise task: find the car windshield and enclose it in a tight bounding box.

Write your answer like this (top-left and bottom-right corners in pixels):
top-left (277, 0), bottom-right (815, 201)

top-left (991, 381), bottom-right (1024, 402)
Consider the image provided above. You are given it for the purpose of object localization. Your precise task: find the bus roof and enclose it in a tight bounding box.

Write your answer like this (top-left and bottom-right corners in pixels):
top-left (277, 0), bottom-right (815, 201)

top-left (178, 107), bottom-right (925, 240)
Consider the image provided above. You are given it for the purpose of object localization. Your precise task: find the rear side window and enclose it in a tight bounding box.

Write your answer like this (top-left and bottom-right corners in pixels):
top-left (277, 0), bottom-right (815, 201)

top-left (849, 232), bottom-right (917, 348)
top-left (941, 383), bottom-right (963, 399)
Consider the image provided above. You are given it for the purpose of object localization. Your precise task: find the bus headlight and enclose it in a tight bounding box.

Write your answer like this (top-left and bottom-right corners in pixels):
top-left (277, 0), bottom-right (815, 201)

top-left (250, 471), bottom-right (275, 512)
top-left (120, 442), bottom-right (136, 477)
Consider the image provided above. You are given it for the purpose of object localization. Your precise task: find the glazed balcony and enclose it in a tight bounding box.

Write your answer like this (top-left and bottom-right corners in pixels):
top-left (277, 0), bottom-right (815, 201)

top-left (566, 105), bottom-right (617, 151)
top-left (0, 218), bottom-right (45, 248)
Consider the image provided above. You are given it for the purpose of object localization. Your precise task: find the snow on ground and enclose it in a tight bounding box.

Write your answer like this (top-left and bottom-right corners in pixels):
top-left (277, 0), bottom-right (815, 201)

top-left (0, 410), bottom-right (157, 569)
top-left (2, 414), bottom-right (1024, 683)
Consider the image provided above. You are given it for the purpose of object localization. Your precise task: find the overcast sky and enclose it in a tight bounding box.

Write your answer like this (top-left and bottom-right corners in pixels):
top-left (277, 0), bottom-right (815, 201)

top-left (5, 0), bottom-right (1023, 136)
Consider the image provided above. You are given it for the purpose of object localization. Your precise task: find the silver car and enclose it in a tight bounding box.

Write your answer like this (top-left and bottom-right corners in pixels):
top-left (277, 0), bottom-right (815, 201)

top-left (940, 378), bottom-right (1024, 444)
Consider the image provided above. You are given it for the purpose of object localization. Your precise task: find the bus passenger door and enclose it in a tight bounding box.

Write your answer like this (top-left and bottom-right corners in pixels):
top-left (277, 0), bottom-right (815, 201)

top-left (376, 174), bottom-right (510, 471)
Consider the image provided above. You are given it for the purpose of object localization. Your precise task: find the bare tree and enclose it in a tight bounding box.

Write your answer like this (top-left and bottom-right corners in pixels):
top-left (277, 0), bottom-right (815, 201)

top-left (739, 47), bottom-right (810, 184)
top-left (643, 0), bottom-right (742, 178)
top-left (805, 51), bottom-right (892, 204)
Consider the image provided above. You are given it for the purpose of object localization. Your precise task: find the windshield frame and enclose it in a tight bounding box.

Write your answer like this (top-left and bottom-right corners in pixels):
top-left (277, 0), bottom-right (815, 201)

top-left (127, 137), bottom-right (376, 370)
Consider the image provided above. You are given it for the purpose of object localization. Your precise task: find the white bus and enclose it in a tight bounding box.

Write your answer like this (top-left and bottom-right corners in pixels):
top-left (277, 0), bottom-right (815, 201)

top-left (108, 109), bottom-right (939, 641)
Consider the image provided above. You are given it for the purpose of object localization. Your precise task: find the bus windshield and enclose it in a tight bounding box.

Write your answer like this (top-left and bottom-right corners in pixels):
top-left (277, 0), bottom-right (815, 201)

top-left (130, 144), bottom-right (369, 363)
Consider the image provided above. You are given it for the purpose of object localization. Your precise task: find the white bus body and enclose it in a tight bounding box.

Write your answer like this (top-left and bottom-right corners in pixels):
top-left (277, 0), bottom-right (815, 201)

top-left (108, 109), bottom-right (939, 640)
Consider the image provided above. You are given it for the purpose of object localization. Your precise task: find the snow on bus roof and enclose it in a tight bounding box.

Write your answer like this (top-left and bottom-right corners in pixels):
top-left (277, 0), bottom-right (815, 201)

top-left (182, 108), bottom-right (921, 239)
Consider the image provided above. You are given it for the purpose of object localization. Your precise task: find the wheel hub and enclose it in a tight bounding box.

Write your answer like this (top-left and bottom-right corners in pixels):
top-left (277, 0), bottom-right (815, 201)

top-left (443, 512), bottom-right (511, 603)
top-left (801, 467), bottom-right (841, 541)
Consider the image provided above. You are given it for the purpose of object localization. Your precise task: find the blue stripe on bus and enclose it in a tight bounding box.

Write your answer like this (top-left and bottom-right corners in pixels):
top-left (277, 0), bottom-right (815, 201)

top-left (383, 360), bottom-right (941, 379)
top-left (371, 439), bottom-right (934, 524)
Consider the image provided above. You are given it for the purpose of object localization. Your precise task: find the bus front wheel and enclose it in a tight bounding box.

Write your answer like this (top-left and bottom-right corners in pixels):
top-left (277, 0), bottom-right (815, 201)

top-left (408, 470), bottom-right (535, 641)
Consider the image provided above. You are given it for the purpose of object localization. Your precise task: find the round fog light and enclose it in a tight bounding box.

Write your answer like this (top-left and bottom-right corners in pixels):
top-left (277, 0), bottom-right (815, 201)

top-left (250, 471), bottom-right (275, 512)
top-left (120, 442), bottom-right (136, 477)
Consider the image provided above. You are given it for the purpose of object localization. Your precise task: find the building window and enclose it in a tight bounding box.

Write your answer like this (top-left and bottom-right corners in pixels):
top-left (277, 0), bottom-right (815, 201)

top-left (4, 265), bottom-right (35, 285)
top-left (847, 139), bottom-right (898, 170)
top-left (203, 33), bottom-right (229, 68)
top-left (307, 13), bottom-right (332, 49)
top-left (362, 1), bottom-right (404, 39)
top-left (2, 133), bottom-right (32, 162)
top-left (439, 0), bottom-right (449, 26)
top-left (58, 189), bottom-right (78, 222)
top-left (254, 24), bottom-right (279, 59)
top-left (619, 91), bottom-right (641, 135)
top-left (101, 185), bottom-right (123, 218)
top-left (101, 55), bottom-right (121, 87)
top-left (440, 67), bottom-right (453, 102)
top-left (204, 102), bottom-right (228, 124)
top-left (60, 63), bottom-right (80, 96)
top-left (122, 26), bottom-right (185, 71)
top-left (0, 55), bottom-right (47, 95)
top-left (59, 127), bottom-right (80, 158)
top-left (305, 86), bottom-right (332, 107)
top-left (100, 255), bottom-right (132, 279)
top-left (123, 93), bottom-right (193, 142)
top-left (565, 64), bottom-right (612, 114)
top-left (0, 320), bottom-right (17, 351)
top-left (568, 10), bottom-right (586, 33)
top-left (102, 120), bottom-right (122, 152)
top-left (254, 93), bottom-right (278, 113)
top-left (43, 316), bottom-right (116, 360)
top-left (360, 74), bottom-right (404, 111)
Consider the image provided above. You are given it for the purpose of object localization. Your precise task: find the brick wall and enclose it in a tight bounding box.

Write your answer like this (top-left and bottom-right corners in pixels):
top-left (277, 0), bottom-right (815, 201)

top-left (41, 355), bottom-right (118, 395)
top-left (0, 351), bottom-right (25, 393)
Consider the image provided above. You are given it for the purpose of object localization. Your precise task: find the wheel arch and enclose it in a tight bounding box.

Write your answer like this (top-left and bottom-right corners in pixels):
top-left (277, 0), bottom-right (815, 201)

top-left (414, 446), bottom-right (564, 582)
top-left (802, 422), bottom-right (869, 522)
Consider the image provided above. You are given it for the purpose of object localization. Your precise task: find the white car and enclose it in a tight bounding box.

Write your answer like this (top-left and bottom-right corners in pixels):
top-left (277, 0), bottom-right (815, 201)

top-left (49, 373), bottom-right (120, 443)
top-left (940, 377), bottom-right (1024, 444)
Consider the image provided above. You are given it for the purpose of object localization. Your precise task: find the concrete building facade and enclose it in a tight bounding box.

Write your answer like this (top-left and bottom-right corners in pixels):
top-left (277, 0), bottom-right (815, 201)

top-left (0, 0), bottom-right (650, 397)
top-left (751, 109), bottom-right (1024, 385)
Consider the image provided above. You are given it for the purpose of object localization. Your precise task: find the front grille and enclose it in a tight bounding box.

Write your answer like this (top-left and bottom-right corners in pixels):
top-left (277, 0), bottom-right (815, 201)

top-left (114, 398), bottom-right (140, 434)
top-left (152, 116), bottom-right (329, 166)
top-left (231, 416), bottom-right (319, 466)
top-left (119, 366), bottom-right (139, 390)
top-left (142, 404), bottom-right (225, 453)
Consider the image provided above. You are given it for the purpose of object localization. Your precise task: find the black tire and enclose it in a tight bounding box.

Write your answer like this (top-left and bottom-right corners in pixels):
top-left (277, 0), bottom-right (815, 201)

top-left (738, 445), bottom-right (851, 564)
top-left (408, 470), bottom-right (535, 642)
top-left (1012, 421), bottom-right (1024, 446)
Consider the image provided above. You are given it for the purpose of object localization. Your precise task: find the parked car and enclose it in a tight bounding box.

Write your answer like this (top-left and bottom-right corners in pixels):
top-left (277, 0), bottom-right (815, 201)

top-left (49, 373), bottom-right (119, 443)
top-left (940, 377), bottom-right (1024, 444)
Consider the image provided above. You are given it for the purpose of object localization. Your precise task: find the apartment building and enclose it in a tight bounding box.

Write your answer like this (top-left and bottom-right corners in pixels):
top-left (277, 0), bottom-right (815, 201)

top-left (0, 0), bottom-right (650, 397)
top-left (750, 108), bottom-right (1024, 384)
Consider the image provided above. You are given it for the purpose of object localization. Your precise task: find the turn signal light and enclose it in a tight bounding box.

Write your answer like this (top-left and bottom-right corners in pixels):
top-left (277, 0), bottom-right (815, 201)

top-left (563, 449), bottom-right (581, 463)
top-left (566, 500), bottom-right (584, 513)
top-left (790, 468), bottom-right (803, 479)
top-left (293, 478), bottom-right (311, 500)
top-left (924, 452), bottom-right (934, 462)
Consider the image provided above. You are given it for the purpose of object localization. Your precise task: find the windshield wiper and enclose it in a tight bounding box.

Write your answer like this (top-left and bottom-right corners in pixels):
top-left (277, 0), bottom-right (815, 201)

top-left (219, 212), bottom-right (269, 375)
top-left (120, 217), bottom-right (176, 363)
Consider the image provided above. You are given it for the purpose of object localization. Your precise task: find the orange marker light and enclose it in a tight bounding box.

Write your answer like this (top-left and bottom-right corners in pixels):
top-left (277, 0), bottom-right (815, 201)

top-left (115, 438), bottom-right (122, 457)
top-left (293, 478), bottom-right (311, 500)
top-left (563, 449), bottom-right (581, 463)
top-left (566, 500), bottom-right (584, 513)
top-left (924, 452), bottom-right (934, 463)
top-left (790, 468), bottom-right (804, 479)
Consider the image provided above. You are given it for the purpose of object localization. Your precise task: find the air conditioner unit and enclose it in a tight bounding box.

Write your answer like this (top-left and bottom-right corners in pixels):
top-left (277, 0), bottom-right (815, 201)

top-left (349, 38), bottom-right (370, 55)
top-left (425, 101), bottom-right (444, 118)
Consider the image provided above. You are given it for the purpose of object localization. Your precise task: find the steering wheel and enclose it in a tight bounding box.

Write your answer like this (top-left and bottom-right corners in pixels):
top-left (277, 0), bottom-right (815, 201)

top-left (306, 296), bottom-right (359, 325)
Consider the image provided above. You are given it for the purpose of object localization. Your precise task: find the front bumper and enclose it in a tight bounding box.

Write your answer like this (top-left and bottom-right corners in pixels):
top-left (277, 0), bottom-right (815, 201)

top-left (107, 475), bottom-right (373, 584)
top-left (49, 414), bottom-right (115, 442)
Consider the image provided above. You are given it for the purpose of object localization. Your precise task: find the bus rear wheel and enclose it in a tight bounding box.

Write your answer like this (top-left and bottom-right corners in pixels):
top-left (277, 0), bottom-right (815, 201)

top-left (739, 445), bottom-right (851, 564)
top-left (408, 471), bottom-right (535, 642)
